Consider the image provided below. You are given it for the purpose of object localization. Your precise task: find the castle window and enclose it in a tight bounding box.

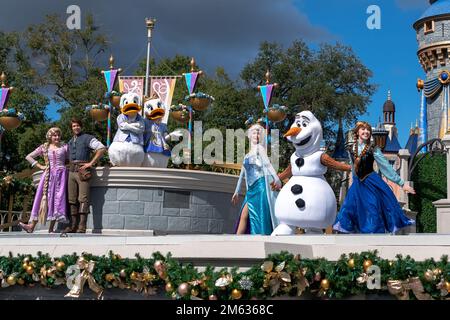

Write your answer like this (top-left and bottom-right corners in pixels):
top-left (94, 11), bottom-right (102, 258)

top-left (424, 20), bottom-right (435, 34)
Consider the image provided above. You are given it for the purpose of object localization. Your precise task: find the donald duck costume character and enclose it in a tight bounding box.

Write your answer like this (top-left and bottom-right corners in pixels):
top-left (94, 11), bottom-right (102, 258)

top-left (108, 92), bottom-right (145, 167)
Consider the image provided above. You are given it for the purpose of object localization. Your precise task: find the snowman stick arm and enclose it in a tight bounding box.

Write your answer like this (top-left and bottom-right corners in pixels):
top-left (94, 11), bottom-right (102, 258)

top-left (320, 153), bottom-right (351, 172)
top-left (277, 164), bottom-right (292, 183)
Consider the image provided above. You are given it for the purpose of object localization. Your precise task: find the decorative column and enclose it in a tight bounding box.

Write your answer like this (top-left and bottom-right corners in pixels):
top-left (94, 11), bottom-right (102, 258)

top-left (433, 134), bottom-right (450, 233)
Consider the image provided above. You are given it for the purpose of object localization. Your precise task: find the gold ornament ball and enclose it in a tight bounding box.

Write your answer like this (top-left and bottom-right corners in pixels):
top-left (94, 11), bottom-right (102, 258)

top-left (433, 268), bottom-right (442, 276)
top-left (320, 279), bottom-right (330, 290)
top-left (424, 271), bottom-right (434, 282)
top-left (389, 261), bottom-right (394, 267)
top-left (23, 257), bottom-right (30, 264)
top-left (26, 265), bottom-right (34, 275)
top-left (105, 273), bottom-right (115, 282)
top-left (56, 261), bottom-right (65, 271)
top-left (177, 282), bottom-right (190, 296)
top-left (363, 260), bottom-right (373, 271)
top-left (165, 282), bottom-right (174, 293)
top-left (130, 271), bottom-right (138, 281)
top-left (158, 271), bottom-right (167, 280)
top-left (120, 269), bottom-right (127, 278)
top-left (47, 269), bottom-right (55, 277)
top-left (6, 275), bottom-right (16, 286)
top-left (445, 281), bottom-right (450, 292)
top-left (208, 294), bottom-right (218, 300)
top-left (231, 288), bottom-right (242, 300)
top-left (17, 278), bottom-right (25, 285)
top-left (22, 262), bottom-right (29, 270)
top-left (347, 259), bottom-right (355, 269)
top-left (190, 288), bottom-right (199, 297)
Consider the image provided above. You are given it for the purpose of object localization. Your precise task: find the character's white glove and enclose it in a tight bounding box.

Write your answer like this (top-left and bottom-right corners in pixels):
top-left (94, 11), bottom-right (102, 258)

top-left (165, 130), bottom-right (184, 141)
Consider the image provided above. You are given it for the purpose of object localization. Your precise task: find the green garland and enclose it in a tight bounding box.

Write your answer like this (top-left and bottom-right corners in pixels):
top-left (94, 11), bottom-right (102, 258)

top-left (0, 250), bottom-right (448, 300)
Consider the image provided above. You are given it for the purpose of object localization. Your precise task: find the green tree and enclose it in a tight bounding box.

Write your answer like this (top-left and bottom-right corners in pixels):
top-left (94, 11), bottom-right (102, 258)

top-left (26, 13), bottom-right (109, 143)
top-left (0, 31), bottom-right (49, 172)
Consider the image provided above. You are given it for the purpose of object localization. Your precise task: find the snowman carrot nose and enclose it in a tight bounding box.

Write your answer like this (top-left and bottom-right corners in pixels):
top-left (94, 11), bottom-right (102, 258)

top-left (284, 127), bottom-right (301, 138)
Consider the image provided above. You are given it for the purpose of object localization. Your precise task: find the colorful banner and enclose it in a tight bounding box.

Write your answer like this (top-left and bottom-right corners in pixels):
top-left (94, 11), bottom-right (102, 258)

top-left (184, 72), bottom-right (199, 94)
top-left (150, 77), bottom-right (178, 124)
top-left (0, 88), bottom-right (10, 111)
top-left (103, 70), bottom-right (119, 92)
top-left (439, 85), bottom-right (448, 139)
top-left (418, 90), bottom-right (427, 153)
top-left (259, 84), bottom-right (275, 110)
top-left (119, 76), bottom-right (145, 98)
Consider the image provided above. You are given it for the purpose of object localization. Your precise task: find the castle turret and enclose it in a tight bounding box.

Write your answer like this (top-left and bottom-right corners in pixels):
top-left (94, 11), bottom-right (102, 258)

top-left (414, 0), bottom-right (450, 139)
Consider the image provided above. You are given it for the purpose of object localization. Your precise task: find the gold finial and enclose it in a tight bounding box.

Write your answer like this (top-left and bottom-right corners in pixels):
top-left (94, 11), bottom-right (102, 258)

top-left (415, 119), bottom-right (418, 128)
top-left (265, 70), bottom-right (271, 84)
top-left (145, 17), bottom-right (156, 29)
top-left (1, 72), bottom-right (6, 87)
top-left (190, 57), bottom-right (196, 72)
top-left (109, 55), bottom-right (114, 69)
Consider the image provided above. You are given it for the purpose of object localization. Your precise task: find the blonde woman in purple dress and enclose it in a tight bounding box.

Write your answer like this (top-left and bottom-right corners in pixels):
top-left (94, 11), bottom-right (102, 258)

top-left (20, 127), bottom-right (69, 233)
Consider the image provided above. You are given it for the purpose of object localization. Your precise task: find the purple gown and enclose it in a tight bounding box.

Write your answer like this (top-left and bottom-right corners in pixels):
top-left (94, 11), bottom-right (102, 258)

top-left (26, 145), bottom-right (69, 223)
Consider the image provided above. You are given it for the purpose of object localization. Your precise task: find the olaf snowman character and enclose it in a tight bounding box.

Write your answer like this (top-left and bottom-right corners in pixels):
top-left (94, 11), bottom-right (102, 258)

top-left (271, 111), bottom-right (351, 235)
top-left (108, 92), bottom-right (145, 167)
top-left (142, 96), bottom-right (183, 167)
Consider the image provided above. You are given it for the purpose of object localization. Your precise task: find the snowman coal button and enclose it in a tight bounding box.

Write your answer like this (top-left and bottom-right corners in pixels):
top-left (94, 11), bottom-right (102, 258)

top-left (295, 198), bottom-right (306, 209)
top-left (291, 184), bottom-right (303, 195)
top-left (295, 157), bottom-right (304, 167)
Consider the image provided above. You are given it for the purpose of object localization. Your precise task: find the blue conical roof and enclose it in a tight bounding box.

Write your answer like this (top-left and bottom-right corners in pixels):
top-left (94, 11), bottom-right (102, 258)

top-left (414, 0), bottom-right (450, 28)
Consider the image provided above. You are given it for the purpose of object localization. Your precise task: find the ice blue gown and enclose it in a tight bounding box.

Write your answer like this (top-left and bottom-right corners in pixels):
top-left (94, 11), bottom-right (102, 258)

top-left (234, 148), bottom-right (279, 235)
top-left (333, 142), bottom-right (415, 234)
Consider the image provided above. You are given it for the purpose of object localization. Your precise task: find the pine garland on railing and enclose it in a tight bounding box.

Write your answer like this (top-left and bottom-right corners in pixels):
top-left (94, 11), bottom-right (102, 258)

top-left (0, 250), bottom-right (448, 300)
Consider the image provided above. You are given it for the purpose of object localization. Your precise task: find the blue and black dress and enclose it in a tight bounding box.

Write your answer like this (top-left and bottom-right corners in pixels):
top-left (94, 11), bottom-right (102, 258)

top-left (333, 142), bottom-right (415, 234)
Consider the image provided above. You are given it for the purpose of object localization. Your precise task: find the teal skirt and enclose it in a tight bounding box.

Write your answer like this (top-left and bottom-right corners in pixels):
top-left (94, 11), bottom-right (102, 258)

top-left (235, 177), bottom-right (273, 235)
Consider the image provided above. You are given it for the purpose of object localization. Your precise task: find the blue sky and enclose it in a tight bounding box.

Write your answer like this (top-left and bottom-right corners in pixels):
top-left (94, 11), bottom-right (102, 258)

top-left (296, 0), bottom-right (428, 146)
top-left (42, 0), bottom-right (430, 146)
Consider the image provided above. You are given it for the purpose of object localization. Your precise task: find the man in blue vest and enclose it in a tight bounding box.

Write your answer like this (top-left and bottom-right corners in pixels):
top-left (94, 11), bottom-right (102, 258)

top-left (64, 118), bottom-right (106, 233)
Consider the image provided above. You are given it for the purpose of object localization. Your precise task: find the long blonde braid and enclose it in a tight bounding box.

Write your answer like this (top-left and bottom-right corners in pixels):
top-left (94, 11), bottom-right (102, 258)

top-left (37, 142), bottom-right (50, 224)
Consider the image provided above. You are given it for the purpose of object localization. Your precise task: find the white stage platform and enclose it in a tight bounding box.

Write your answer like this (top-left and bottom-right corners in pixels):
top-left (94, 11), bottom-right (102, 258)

top-left (1, 232), bottom-right (449, 268)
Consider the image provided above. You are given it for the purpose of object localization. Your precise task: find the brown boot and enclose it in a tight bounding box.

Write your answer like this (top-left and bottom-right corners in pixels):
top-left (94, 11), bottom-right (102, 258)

top-left (63, 215), bottom-right (78, 233)
top-left (63, 205), bottom-right (79, 233)
top-left (76, 214), bottom-right (87, 233)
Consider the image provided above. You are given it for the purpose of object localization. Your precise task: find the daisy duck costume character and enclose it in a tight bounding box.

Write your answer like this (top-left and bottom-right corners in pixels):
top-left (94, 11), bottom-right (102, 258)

top-left (143, 96), bottom-right (182, 167)
top-left (108, 92), bottom-right (145, 167)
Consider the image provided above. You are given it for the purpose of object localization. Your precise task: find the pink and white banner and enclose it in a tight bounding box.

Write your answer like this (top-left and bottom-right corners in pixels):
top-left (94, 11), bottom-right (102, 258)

top-left (119, 76), bottom-right (145, 97)
top-left (150, 77), bottom-right (177, 124)
top-left (119, 76), bottom-right (178, 124)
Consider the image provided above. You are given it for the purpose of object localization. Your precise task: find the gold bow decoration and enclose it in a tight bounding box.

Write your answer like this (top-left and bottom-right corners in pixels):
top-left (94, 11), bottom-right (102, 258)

top-left (387, 277), bottom-right (433, 300)
top-left (129, 267), bottom-right (157, 296)
top-left (215, 274), bottom-right (233, 289)
top-left (261, 260), bottom-right (291, 296)
top-left (65, 257), bottom-right (103, 299)
top-left (293, 267), bottom-right (309, 296)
